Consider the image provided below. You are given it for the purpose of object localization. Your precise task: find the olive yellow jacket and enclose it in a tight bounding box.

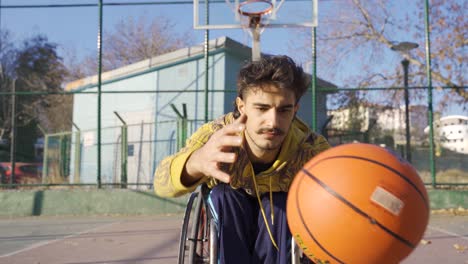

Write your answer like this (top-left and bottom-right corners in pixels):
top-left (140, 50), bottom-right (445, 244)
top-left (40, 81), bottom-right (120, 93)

top-left (154, 112), bottom-right (331, 198)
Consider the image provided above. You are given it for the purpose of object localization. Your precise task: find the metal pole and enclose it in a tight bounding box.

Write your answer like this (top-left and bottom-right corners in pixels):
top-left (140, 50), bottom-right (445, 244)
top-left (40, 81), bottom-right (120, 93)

top-left (74, 130), bottom-right (81, 183)
top-left (71, 122), bottom-right (81, 183)
top-left (114, 111), bottom-right (127, 188)
top-left (424, 0), bottom-right (436, 188)
top-left (182, 103), bottom-right (188, 147)
top-left (251, 27), bottom-right (261, 61)
top-left (311, 27), bottom-right (317, 132)
top-left (58, 135), bottom-right (64, 178)
top-left (9, 79), bottom-right (16, 186)
top-left (0, 0), bottom-right (2, 39)
top-left (42, 135), bottom-right (49, 184)
top-left (176, 119), bottom-right (182, 150)
top-left (170, 104), bottom-right (184, 150)
top-left (402, 59), bottom-right (411, 163)
top-left (203, 0), bottom-right (209, 123)
top-left (97, 0), bottom-right (103, 188)
top-left (122, 125), bottom-right (128, 188)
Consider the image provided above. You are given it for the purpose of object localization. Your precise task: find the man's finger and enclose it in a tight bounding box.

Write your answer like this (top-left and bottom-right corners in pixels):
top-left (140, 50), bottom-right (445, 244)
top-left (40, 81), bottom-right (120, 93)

top-left (235, 113), bottom-right (247, 125)
top-left (214, 152), bottom-right (237, 163)
top-left (211, 170), bottom-right (231, 183)
top-left (218, 135), bottom-right (243, 148)
top-left (222, 123), bottom-right (245, 135)
top-left (222, 114), bottom-right (246, 135)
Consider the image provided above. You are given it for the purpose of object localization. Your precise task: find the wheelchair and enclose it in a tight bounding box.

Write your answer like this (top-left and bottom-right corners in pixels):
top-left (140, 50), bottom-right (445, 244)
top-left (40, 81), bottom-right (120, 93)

top-left (177, 185), bottom-right (311, 264)
top-left (178, 184), bottom-right (217, 264)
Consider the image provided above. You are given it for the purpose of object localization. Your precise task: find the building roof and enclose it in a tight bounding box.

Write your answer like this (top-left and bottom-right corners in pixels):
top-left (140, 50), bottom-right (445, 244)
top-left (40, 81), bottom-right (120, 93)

top-left (65, 36), bottom-right (337, 91)
top-left (65, 37), bottom-right (249, 91)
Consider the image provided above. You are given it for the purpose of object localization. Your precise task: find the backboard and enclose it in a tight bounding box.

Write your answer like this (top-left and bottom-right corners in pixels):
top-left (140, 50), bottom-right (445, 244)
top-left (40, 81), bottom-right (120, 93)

top-left (193, 0), bottom-right (318, 30)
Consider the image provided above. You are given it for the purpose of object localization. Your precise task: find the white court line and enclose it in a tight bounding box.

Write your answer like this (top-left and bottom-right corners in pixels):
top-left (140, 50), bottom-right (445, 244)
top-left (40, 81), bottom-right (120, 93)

top-left (428, 225), bottom-right (468, 242)
top-left (0, 221), bottom-right (120, 258)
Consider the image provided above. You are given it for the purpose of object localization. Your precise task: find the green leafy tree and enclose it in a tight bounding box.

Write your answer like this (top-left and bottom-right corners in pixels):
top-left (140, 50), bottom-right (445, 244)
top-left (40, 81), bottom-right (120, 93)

top-left (0, 31), bottom-right (16, 140)
top-left (0, 32), bottom-right (71, 160)
top-left (15, 35), bottom-right (71, 132)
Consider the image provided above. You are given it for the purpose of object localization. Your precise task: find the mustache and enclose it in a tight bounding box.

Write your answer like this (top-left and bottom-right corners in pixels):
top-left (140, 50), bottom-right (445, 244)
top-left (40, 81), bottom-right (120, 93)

top-left (257, 128), bottom-right (285, 135)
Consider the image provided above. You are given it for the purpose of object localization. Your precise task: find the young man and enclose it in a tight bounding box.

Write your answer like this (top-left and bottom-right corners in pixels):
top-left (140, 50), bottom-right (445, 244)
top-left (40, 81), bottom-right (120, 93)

top-left (154, 55), bottom-right (330, 263)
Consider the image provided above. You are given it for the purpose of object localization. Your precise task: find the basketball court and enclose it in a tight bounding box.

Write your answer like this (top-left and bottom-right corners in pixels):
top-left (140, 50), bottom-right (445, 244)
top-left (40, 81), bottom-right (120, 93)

top-left (0, 0), bottom-right (465, 263)
top-left (0, 213), bottom-right (466, 264)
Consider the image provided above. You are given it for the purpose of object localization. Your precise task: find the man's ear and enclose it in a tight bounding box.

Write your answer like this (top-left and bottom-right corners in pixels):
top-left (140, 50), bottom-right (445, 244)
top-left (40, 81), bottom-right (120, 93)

top-left (236, 97), bottom-right (245, 114)
top-left (294, 103), bottom-right (300, 114)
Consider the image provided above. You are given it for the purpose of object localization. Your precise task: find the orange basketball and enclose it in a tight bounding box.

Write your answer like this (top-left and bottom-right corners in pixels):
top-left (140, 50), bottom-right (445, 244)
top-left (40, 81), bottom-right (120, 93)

top-left (287, 143), bottom-right (429, 264)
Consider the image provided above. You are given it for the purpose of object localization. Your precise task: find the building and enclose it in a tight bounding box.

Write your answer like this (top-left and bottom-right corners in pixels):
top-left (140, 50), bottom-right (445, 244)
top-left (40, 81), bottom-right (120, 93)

top-left (326, 104), bottom-right (429, 146)
top-left (424, 115), bottom-right (468, 154)
top-left (65, 37), bottom-right (337, 187)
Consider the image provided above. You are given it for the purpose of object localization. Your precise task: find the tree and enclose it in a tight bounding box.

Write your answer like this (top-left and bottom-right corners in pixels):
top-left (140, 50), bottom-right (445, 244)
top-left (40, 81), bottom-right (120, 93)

top-left (67, 15), bottom-right (194, 80)
top-left (292, 0), bottom-right (466, 111)
top-left (0, 30), bottom-right (18, 142)
top-left (0, 32), bottom-right (71, 160)
top-left (15, 35), bottom-right (71, 132)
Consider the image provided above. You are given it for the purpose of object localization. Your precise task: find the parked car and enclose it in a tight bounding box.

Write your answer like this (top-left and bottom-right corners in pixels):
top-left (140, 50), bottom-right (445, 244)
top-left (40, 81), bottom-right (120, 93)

top-left (0, 162), bottom-right (42, 184)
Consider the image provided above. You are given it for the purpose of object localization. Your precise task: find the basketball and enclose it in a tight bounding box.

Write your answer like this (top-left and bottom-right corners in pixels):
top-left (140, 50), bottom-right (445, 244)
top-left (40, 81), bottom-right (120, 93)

top-left (287, 143), bottom-right (429, 264)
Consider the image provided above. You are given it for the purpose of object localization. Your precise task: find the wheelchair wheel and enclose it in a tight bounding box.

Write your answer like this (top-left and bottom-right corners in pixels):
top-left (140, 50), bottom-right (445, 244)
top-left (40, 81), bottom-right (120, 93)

top-left (178, 188), bottom-right (217, 264)
top-left (178, 191), bottom-right (198, 264)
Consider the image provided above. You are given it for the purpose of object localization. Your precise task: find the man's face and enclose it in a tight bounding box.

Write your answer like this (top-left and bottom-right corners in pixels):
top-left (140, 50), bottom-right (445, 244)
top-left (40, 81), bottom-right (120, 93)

top-left (237, 84), bottom-right (298, 159)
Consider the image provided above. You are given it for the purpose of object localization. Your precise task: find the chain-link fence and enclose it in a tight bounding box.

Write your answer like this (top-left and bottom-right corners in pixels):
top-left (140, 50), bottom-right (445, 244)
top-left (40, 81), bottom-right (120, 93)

top-left (32, 119), bottom-right (200, 190)
top-left (0, 1), bottom-right (466, 189)
top-left (320, 88), bottom-right (468, 186)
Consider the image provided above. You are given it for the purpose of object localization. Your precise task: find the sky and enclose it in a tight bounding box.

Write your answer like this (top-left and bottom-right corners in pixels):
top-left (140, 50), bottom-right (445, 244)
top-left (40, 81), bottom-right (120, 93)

top-left (0, 0), bottom-right (336, 78)
top-left (0, 0), bottom-right (302, 64)
top-left (0, 0), bottom-right (420, 81)
top-left (0, 0), bottom-right (466, 116)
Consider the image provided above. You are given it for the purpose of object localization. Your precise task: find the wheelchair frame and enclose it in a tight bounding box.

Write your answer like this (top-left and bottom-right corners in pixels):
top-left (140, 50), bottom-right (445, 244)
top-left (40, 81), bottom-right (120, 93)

top-left (178, 185), bottom-right (217, 264)
top-left (178, 185), bottom-right (310, 264)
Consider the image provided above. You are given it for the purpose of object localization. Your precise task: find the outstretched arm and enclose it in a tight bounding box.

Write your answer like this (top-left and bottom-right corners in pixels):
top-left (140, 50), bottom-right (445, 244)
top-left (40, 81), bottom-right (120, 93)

top-left (154, 114), bottom-right (246, 197)
top-left (182, 114), bottom-right (246, 185)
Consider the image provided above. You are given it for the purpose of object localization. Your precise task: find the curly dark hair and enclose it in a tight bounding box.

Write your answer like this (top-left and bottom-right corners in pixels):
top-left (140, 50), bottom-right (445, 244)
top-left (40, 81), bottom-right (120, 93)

top-left (233, 55), bottom-right (310, 118)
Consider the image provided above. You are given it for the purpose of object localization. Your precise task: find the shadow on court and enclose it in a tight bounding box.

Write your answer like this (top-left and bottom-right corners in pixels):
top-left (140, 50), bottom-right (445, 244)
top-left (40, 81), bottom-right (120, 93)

top-left (0, 213), bottom-right (466, 264)
top-left (0, 215), bottom-right (181, 264)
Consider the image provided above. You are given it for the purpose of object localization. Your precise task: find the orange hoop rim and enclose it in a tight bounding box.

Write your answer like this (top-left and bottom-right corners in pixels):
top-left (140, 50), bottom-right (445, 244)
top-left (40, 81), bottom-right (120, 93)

top-left (237, 0), bottom-right (273, 17)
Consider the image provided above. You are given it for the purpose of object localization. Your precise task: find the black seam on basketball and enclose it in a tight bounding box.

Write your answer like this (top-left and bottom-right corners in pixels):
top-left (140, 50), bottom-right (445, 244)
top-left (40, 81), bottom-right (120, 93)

top-left (301, 168), bottom-right (416, 249)
top-left (295, 173), bottom-right (346, 264)
top-left (306, 155), bottom-right (428, 210)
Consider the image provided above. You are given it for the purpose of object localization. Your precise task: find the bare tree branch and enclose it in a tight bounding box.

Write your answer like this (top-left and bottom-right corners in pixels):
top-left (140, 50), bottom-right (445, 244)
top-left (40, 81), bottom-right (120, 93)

top-left (66, 15), bottom-right (194, 79)
top-left (292, 0), bottom-right (466, 110)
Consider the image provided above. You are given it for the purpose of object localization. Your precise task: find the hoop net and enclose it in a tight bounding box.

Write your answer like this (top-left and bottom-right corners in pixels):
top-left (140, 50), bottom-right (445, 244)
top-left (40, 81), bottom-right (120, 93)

top-left (236, 0), bottom-right (273, 35)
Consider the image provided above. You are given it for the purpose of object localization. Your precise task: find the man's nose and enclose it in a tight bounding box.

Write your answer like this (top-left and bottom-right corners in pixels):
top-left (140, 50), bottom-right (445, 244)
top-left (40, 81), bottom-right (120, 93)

top-left (265, 109), bottom-right (280, 128)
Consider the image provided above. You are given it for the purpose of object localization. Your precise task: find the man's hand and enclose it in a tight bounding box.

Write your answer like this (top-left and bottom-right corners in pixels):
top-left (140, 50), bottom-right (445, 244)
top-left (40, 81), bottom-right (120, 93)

top-left (182, 114), bottom-right (247, 185)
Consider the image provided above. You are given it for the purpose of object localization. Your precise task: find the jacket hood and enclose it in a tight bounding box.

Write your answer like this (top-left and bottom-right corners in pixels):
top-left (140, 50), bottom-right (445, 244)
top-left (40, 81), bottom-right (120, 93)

top-left (274, 117), bottom-right (313, 168)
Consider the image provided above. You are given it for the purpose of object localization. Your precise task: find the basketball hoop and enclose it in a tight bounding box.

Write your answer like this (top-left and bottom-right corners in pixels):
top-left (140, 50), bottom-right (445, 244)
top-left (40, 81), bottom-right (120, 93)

top-left (237, 0), bottom-right (273, 61)
top-left (237, 0), bottom-right (273, 28)
top-left (193, 0), bottom-right (318, 61)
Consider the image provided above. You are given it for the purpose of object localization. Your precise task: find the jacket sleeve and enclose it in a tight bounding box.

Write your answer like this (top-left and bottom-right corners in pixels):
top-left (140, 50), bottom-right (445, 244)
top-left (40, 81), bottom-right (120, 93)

top-left (153, 123), bottom-right (214, 197)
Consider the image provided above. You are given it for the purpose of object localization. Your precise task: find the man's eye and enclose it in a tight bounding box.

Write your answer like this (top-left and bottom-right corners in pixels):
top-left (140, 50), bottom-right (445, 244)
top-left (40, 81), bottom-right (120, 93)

top-left (257, 107), bottom-right (268, 112)
top-left (279, 108), bottom-right (292, 113)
